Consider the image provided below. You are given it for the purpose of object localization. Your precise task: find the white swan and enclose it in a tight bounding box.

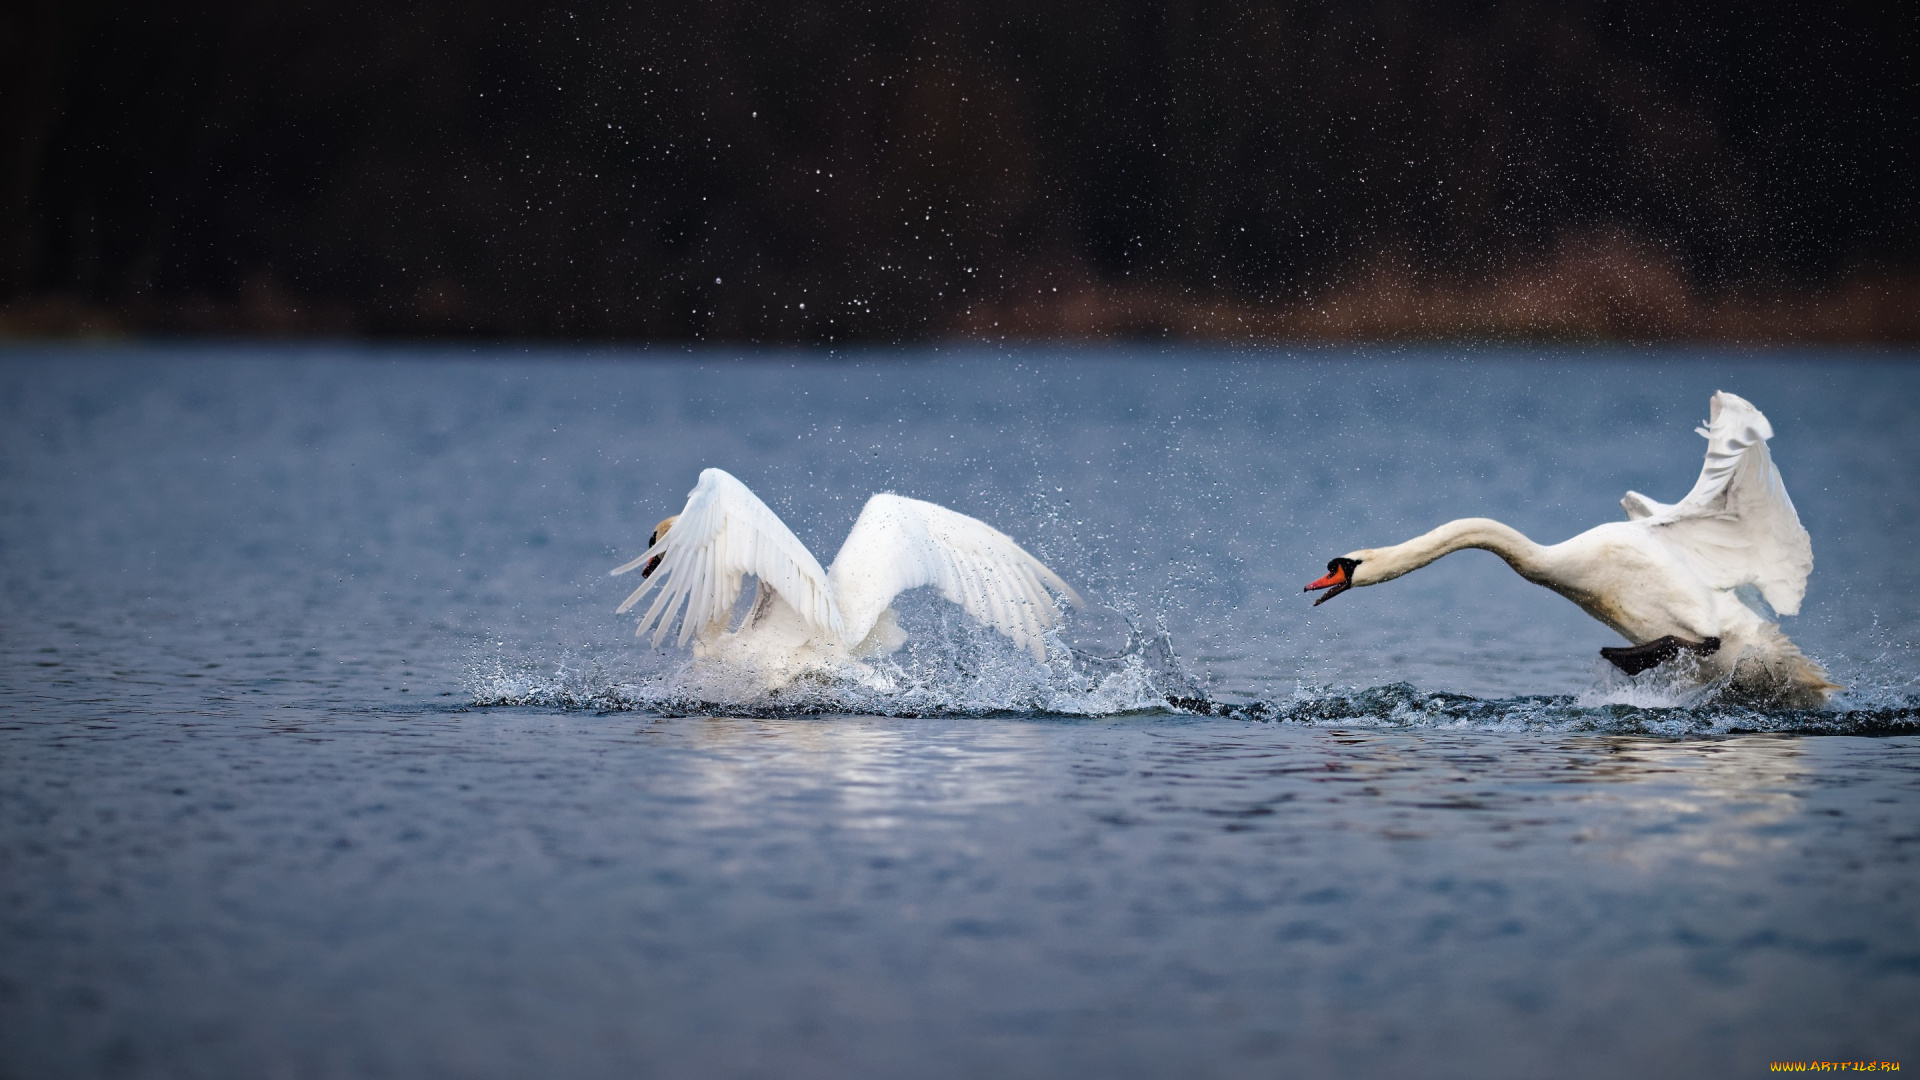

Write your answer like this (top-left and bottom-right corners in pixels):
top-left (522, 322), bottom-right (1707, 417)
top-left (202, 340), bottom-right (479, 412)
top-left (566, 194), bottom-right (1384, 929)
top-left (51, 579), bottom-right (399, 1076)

top-left (613, 468), bottom-right (1083, 690)
top-left (1305, 391), bottom-right (1837, 707)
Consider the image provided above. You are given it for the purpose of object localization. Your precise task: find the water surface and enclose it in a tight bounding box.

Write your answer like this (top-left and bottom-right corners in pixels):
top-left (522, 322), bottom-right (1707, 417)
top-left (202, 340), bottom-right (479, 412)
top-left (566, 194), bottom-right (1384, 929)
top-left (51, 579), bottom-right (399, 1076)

top-left (2, 345), bottom-right (1917, 1078)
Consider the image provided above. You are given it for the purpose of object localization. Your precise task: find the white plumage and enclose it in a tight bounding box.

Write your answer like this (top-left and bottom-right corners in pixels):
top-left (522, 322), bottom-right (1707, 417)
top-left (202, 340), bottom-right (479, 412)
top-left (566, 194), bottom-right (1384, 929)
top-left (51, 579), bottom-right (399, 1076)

top-left (1621, 393), bottom-right (1813, 618)
top-left (1307, 391), bottom-right (1837, 706)
top-left (613, 469), bottom-right (842, 648)
top-left (614, 469), bottom-right (1081, 686)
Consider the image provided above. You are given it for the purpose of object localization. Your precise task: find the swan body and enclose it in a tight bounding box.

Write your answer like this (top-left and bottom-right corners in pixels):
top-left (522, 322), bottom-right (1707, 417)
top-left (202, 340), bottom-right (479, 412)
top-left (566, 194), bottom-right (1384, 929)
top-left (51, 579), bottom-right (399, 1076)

top-left (1306, 391), bottom-right (1836, 707)
top-left (613, 468), bottom-right (1082, 690)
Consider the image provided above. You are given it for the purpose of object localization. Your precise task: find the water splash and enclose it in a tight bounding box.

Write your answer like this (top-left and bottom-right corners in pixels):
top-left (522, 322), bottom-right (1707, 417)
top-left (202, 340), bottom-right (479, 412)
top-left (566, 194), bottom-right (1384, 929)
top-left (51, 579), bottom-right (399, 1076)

top-left (469, 625), bottom-right (1918, 735)
top-left (468, 622), bottom-right (1192, 718)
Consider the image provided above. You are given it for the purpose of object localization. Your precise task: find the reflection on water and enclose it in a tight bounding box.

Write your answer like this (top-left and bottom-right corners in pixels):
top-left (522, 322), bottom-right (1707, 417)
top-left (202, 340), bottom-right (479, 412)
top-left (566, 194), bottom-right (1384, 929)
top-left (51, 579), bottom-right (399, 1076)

top-left (1555, 737), bottom-right (1808, 869)
top-left (670, 716), bottom-right (1052, 829)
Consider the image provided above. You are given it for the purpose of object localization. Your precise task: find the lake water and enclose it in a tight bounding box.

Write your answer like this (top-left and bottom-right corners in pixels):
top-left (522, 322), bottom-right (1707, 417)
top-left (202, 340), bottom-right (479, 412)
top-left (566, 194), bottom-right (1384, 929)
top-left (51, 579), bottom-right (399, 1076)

top-left (2, 344), bottom-right (1917, 1078)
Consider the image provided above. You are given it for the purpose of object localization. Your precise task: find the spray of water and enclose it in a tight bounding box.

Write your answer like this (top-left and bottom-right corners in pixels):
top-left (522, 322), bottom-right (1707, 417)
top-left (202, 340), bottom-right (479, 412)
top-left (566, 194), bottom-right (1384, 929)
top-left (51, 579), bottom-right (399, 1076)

top-left (468, 617), bottom-right (1919, 736)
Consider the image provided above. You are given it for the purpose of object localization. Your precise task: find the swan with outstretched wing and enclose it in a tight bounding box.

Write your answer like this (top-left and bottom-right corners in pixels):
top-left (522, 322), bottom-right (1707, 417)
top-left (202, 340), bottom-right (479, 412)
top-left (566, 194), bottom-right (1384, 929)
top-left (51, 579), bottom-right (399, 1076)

top-left (614, 468), bottom-right (1082, 686)
top-left (1304, 391), bottom-right (1836, 706)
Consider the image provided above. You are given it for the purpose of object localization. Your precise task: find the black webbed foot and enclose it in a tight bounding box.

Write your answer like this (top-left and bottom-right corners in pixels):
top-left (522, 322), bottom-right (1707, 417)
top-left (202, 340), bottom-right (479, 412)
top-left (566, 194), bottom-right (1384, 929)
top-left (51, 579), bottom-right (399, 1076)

top-left (1600, 635), bottom-right (1722, 676)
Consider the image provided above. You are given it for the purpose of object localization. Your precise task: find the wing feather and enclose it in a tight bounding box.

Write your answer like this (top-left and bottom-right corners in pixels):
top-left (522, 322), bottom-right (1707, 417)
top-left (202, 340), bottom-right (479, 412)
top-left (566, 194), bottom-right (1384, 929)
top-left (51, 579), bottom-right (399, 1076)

top-left (1619, 491), bottom-right (1670, 520)
top-left (612, 468), bottom-right (842, 647)
top-left (828, 493), bottom-right (1084, 661)
top-left (1638, 391), bottom-right (1814, 616)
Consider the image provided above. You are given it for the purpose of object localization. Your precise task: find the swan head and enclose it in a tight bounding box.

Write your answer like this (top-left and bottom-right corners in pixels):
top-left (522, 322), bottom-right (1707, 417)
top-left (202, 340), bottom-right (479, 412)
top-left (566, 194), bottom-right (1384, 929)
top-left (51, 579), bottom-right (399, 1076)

top-left (641, 516), bottom-right (676, 578)
top-left (1304, 556), bottom-right (1364, 606)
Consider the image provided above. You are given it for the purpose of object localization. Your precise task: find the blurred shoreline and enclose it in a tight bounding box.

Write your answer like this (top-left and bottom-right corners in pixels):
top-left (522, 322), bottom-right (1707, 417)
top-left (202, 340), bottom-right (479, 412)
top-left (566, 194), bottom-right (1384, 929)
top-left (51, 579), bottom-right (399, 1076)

top-left (7, 235), bottom-right (1914, 345)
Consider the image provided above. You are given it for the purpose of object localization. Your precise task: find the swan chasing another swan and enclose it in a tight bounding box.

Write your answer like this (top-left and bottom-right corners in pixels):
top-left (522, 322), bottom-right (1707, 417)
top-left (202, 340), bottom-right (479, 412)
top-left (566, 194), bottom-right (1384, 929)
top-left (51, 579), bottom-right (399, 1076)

top-left (1305, 391), bottom-right (1837, 707)
top-left (613, 468), bottom-right (1083, 690)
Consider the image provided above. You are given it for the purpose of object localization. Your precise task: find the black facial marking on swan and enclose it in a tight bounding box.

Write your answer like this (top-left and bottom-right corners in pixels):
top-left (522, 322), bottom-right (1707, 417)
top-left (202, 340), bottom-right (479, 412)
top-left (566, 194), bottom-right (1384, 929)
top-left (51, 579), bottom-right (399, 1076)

top-left (1305, 557), bottom-right (1360, 606)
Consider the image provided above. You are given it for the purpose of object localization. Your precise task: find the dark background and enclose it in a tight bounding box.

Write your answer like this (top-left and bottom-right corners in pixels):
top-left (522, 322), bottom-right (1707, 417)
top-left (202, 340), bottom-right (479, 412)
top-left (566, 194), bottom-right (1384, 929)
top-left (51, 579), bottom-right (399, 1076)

top-left (3, 0), bottom-right (1915, 341)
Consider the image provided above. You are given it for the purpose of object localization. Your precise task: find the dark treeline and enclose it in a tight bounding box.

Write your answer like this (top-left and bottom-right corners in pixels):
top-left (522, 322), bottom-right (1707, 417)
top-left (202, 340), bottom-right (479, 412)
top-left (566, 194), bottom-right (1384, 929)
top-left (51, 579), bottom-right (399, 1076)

top-left (3, 0), bottom-right (1915, 340)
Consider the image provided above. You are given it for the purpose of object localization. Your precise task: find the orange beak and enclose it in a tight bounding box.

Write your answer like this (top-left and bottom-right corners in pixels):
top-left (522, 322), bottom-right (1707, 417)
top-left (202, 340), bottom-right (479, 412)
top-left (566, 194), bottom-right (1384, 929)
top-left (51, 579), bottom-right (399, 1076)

top-left (1304, 563), bottom-right (1352, 606)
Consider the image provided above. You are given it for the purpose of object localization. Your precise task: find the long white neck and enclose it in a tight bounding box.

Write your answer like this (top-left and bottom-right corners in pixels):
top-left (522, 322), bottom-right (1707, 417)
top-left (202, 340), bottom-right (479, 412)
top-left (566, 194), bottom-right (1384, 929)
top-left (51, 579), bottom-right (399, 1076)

top-left (1357, 517), bottom-right (1547, 585)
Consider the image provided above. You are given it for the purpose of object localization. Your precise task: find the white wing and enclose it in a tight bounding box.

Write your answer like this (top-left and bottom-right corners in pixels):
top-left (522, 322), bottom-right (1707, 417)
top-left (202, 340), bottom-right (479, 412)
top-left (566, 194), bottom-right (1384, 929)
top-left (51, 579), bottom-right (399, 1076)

top-left (611, 468), bottom-right (842, 647)
top-left (827, 493), bottom-right (1084, 661)
top-left (1632, 391), bottom-right (1814, 615)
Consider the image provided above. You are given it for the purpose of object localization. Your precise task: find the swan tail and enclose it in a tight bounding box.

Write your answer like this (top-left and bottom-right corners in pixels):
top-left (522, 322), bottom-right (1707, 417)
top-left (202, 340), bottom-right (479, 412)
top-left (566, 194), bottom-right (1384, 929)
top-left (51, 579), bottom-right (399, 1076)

top-left (1723, 623), bottom-right (1841, 708)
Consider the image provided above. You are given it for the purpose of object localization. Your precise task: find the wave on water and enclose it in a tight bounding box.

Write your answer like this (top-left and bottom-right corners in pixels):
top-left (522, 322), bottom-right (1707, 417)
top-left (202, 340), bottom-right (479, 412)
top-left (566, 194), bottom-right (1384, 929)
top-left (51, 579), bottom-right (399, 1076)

top-left (468, 629), bottom-right (1920, 737)
top-left (1172, 684), bottom-right (1920, 737)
